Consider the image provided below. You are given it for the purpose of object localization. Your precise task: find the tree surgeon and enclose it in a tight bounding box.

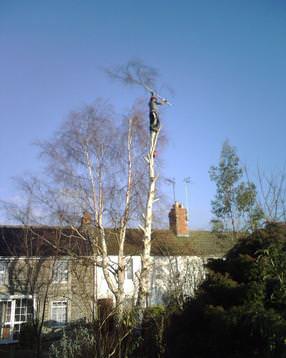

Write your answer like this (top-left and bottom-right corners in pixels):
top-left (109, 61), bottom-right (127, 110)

top-left (149, 92), bottom-right (167, 132)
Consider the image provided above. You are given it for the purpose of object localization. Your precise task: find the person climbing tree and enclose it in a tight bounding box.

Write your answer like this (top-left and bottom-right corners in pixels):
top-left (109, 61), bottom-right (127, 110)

top-left (106, 61), bottom-right (171, 311)
top-left (149, 92), bottom-right (167, 132)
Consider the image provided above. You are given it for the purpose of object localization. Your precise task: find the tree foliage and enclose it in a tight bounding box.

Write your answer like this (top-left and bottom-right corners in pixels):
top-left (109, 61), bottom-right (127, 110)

top-left (209, 140), bottom-right (263, 236)
top-left (166, 223), bottom-right (286, 358)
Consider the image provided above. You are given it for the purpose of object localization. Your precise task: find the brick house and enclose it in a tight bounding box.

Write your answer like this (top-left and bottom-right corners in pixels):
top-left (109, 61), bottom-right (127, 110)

top-left (0, 203), bottom-right (233, 341)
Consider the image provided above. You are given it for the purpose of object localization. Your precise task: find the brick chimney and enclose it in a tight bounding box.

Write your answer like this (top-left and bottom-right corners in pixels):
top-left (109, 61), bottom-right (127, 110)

top-left (168, 202), bottom-right (189, 236)
top-left (81, 211), bottom-right (92, 227)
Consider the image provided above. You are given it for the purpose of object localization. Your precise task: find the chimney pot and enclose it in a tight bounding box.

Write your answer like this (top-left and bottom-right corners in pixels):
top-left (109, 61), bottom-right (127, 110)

top-left (81, 211), bottom-right (92, 226)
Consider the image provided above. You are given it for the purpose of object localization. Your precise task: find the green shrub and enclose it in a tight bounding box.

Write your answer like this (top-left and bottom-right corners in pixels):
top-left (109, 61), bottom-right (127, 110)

top-left (166, 224), bottom-right (286, 358)
top-left (131, 306), bottom-right (166, 358)
top-left (49, 314), bottom-right (139, 358)
top-left (49, 326), bottom-right (95, 358)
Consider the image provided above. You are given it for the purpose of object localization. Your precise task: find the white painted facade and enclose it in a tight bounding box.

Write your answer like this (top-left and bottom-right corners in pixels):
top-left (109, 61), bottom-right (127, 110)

top-left (96, 255), bottom-right (207, 305)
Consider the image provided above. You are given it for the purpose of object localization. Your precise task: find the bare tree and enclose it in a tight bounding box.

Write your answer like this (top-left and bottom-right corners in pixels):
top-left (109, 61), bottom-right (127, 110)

top-left (23, 100), bottom-right (148, 320)
top-left (105, 59), bottom-right (159, 94)
top-left (255, 167), bottom-right (286, 223)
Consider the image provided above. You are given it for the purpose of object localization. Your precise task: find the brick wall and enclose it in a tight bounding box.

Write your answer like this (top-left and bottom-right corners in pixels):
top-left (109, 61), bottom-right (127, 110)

top-left (168, 202), bottom-right (189, 236)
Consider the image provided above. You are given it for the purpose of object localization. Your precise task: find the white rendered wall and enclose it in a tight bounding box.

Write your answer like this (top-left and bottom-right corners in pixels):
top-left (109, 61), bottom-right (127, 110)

top-left (96, 255), bottom-right (208, 305)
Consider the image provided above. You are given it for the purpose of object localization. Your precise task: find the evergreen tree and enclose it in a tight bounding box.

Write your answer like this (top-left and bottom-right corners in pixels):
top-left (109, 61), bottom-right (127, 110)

top-left (209, 140), bottom-right (263, 237)
top-left (166, 224), bottom-right (286, 358)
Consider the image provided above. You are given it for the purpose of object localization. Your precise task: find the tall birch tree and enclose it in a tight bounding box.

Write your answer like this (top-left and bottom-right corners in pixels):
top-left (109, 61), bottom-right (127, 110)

top-left (106, 60), bottom-right (171, 309)
top-left (3, 100), bottom-right (148, 320)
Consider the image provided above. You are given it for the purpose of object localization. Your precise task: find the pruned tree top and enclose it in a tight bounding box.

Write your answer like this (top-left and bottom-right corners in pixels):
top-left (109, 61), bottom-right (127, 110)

top-left (105, 59), bottom-right (159, 93)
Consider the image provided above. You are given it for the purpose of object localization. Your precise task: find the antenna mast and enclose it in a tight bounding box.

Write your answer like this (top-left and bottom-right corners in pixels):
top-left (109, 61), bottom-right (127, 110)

top-left (166, 178), bottom-right (176, 203)
top-left (183, 177), bottom-right (191, 222)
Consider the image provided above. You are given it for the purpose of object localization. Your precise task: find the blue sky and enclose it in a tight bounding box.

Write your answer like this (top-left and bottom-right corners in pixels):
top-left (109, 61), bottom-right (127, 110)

top-left (1, 0), bottom-right (286, 228)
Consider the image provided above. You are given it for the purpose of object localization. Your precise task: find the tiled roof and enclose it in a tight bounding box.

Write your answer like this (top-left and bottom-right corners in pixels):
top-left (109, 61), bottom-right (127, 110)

top-left (0, 225), bottom-right (234, 257)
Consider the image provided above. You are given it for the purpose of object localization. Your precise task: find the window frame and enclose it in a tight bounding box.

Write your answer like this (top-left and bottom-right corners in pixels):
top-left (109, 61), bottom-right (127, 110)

top-left (0, 296), bottom-right (33, 341)
top-left (52, 259), bottom-right (69, 283)
top-left (50, 300), bottom-right (68, 326)
top-left (0, 260), bottom-right (8, 286)
top-left (126, 258), bottom-right (133, 280)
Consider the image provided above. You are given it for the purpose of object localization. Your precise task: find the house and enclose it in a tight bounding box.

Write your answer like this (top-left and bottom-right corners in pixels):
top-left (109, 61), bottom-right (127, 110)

top-left (0, 202), bottom-right (234, 341)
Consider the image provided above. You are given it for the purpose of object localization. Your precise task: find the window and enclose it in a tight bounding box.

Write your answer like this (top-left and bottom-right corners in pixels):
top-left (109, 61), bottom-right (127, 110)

top-left (53, 260), bottom-right (68, 283)
top-left (0, 298), bottom-right (33, 340)
top-left (13, 299), bottom-right (33, 337)
top-left (0, 301), bottom-right (12, 340)
top-left (14, 299), bottom-right (33, 324)
top-left (126, 258), bottom-right (133, 280)
top-left (51, 301), bottom-right (67, 325)
top-left (0, 301), bottom-right (11, 323)
top-left (0, 261), bottom-right (7, 285)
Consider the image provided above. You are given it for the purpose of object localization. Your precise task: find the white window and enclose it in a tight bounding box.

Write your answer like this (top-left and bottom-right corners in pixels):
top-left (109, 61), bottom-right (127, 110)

top-left (0, 261), bottom-right (7, 285)
top-left (51, 301), bottom-right (67, 325)
top-left (0, 298), bottom-right (33, 340)
top-left (0, 300), bottom-right (12, 340)
top-left (0, 300), bottom-right (11, 324)
top-left (53, 260), bottom-right (68, 283)
top-left (13, 299), bottom-right (33, 336)
top-left (126, 258), bottom-right (133, 280)
top-left (14, 299), bottom-right (33, 324)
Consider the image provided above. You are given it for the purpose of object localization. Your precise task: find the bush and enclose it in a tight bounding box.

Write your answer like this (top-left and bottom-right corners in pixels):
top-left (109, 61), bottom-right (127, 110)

top-left (130, 306), bottom-right (167, 358)
top-left (210, 219), bottom-right (225, 238)
top-left (49, 312), bottom-right (139, 358)
top-left (166, 224), bottom-right (286, 358)
top-left (49, 325), bottom-right (95, 358)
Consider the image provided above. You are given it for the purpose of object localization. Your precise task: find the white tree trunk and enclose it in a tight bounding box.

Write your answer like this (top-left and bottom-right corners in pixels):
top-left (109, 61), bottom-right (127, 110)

top-left (97, 117), bottom-right (134, 319)
top-left (137, 130), bottom-right (159, 309)
top-left (116, 117), bottom-right (133, 318)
